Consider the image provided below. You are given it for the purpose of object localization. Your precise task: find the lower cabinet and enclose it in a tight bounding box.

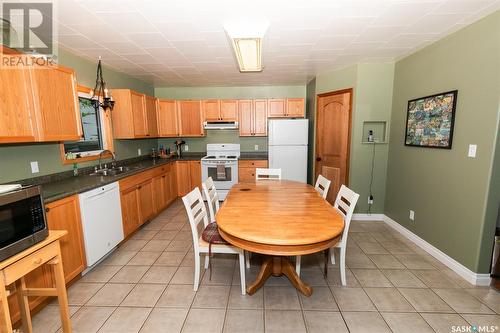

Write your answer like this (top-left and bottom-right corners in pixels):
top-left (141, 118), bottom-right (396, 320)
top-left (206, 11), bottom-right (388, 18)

top-left (176, 160), bottom-right (201, 196)
top-left (45, 195), bottom-right (87, 283)
top-left (120, 162), bottom-right (180, 238)
top-left (238, 160), bottom-right (268, 182)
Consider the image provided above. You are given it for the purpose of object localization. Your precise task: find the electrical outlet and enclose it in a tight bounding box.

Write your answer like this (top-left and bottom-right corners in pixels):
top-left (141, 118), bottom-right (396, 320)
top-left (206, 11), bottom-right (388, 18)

top-left (409, 210), bottom-right (415, 221)
top-left (184, 145), bottom-right (189, 151)
top-left (368, 195), bottom-right (374, 205)
top-left (30, 161), bottom-right (39, 174)
top-left (137, 148), bottom-right (142, 156)
top-left (468, 144), bottom-right (477, 158)
top-left (254, 145), bottom-right (259, 151)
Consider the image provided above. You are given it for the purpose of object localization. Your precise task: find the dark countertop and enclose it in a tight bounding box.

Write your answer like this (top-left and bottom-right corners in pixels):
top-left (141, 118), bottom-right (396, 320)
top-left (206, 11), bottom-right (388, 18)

top-left (30, 151), bottom-right (266, 204)
top-left (239, 153), bottom-right (269, 160)
top-left (41, 154), bottom-right (204, 204)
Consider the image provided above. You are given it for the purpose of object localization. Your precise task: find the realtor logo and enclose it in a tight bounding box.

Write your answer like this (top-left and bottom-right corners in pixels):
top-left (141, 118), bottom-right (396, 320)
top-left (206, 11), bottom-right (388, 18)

top-left (1, 1), bottom-right (55, 55)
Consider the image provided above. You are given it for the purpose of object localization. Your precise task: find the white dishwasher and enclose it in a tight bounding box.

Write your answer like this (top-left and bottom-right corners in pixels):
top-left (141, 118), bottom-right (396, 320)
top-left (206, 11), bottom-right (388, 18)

top-left (79, 182), bottom-right (124, 268)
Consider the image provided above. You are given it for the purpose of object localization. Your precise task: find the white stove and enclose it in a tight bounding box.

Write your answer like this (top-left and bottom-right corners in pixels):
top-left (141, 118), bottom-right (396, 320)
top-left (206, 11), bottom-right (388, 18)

top-left (201, 144), bottom-right (240, 200)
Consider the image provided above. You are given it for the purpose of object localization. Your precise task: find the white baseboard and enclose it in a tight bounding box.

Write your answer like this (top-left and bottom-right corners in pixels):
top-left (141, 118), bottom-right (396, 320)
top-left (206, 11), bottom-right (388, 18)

top-left (352, 213), bottom-right (384, 221)
top-left (382, 215), bottom-right (491, 286)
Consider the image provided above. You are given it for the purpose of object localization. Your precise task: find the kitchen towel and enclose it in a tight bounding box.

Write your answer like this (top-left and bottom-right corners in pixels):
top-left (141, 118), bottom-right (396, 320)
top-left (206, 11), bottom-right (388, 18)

top-left (216, 165), bottom-right (226, 180)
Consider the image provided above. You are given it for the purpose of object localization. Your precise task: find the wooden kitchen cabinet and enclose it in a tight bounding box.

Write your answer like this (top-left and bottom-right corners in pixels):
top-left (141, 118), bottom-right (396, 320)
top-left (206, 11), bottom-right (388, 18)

top-left (45, 195), bottom-right (87, 283)
top-left (286, 98), bottom-right (305, 117)
top-left (157, 99), bottom-right (179, 137)
top-left (30, 65), bottom-right (83, 142)
top-left (145, 95), bottom-right (158, 137)
top-left (189, 160), bottom-right (202, 190)
top-left (177, 100), bottom-right (204, 137)
top-left (138, 179), bottom-right (154, 223)
top-left (238, 99), bottom-right (268, 137)
top-left (120, 186), bottom-right (141, 238)
top-left (239, 160), bottom-right (268, 182)
top-left (176, 161), bottom-right (191, 196)
top-left (111, 89), bottom-right (155, 138)
top-left (0, 58), bottom-right (38, 143)
top-left (202, 100), bottom-right (221, 121)
top-left (267, 98), bottom-right (286, 117)
top-left (152, 175), bottom-right (166, 214)
top-left (203, 99), bottom-right (238, 122)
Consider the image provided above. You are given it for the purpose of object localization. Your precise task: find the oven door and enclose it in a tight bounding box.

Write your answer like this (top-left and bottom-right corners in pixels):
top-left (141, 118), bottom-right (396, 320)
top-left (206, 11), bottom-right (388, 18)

top-left (0, 190), bottom-right (47, 261)
top-left (203, 162), bottom-right (237, 190)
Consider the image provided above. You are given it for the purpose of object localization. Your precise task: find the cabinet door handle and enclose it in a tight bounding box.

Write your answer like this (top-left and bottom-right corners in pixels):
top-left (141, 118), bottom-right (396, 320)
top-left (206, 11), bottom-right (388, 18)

top-left (33, 258), bottom-right (43, 265)
top-left (45, 207), bottom-right (50, 213)
top-left (138, 185), bottom-right (142, 189)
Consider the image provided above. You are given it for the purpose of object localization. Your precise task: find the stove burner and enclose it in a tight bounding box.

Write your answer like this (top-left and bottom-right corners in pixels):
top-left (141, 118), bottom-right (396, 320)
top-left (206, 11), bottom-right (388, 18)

top-left (205, 156), bottom-right (216, 159)
top-left (227, 155), bottom-right (237, 159)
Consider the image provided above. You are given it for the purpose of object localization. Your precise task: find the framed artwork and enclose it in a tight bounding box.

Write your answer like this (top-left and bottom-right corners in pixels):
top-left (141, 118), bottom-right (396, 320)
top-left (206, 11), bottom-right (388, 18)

top-left (405, 90), bottom-right (458, 149)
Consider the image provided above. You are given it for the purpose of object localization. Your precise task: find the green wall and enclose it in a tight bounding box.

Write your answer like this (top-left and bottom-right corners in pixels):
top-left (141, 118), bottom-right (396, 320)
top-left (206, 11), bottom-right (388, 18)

top-left (311, 63), bottom-right (394, 214)
top-left (0, 48), bottom-right (156, 183)
top-left (385, 11), bottom-right (500, 273)
top-left (155, 85), bottom-right (306, 153)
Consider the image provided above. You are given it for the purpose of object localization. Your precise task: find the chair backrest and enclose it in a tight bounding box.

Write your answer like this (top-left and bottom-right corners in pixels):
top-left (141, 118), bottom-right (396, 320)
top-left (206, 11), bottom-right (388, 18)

top-left (182, 187), bottom-right (209, 249)
top-left (202, 177), bottom-right (219, 223)
top-left (315, 174), bottom-right (331, 199)
top-left (255, 168), bottom-right (282, 180)
top-left (333, 185), bottom-right (359, 246)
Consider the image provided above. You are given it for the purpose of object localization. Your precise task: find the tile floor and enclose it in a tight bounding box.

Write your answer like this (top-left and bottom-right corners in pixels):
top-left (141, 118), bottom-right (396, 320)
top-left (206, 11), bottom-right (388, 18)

top-left (30, 199), bottom-right (500, 332)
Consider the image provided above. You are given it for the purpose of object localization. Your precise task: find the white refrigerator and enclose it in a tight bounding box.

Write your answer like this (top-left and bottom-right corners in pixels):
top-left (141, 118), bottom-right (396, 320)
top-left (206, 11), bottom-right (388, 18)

top-left (268, 119), bottom-right (308, 183)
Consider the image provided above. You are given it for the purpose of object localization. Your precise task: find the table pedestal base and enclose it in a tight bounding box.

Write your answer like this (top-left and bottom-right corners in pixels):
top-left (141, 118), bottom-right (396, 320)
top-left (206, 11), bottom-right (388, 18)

top-left (246, 256), bottom-right (312, 296)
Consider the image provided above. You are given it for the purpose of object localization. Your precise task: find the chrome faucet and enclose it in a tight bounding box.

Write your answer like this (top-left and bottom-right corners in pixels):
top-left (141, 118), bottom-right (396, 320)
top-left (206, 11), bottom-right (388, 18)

top-left (98, 150), bottom-right (116, 170)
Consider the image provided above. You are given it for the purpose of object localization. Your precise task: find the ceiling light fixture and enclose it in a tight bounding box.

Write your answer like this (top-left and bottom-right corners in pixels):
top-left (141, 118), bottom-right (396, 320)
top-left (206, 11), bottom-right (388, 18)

top-left (225, 22), bottom-right (268, 72)
top-left (90, 57), bottom-right (115, 111)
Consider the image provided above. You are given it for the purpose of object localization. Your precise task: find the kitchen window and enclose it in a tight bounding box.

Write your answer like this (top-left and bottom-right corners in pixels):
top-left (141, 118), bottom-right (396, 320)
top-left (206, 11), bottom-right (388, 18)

top-left (60, 85), bottom-right (114, 164)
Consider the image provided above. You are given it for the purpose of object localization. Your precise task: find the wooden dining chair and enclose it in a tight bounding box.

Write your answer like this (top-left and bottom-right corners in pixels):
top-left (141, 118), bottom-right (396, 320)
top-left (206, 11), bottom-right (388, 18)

top-left (202, 177), bottom-right (251, 269)
top-left (202, 177), bottom-right (219, 223)
top-left (295, 185), bottom-right (359, 284)
top-left (182, 187), bottom-right (247, 294)
top-left (255, 168), bottom-right (282, 180)
top-left (314, 174), bottom-right (331, 199)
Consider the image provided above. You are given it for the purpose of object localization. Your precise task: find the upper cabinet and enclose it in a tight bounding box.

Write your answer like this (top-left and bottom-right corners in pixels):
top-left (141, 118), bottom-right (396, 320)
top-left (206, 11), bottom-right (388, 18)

top-left (0, 58), bottom-right (82, 143)
top-left (238, 99), bottom-right (268, 137)
top-left (145, 95), bottom-right (158, 137)
top-left (177, 100), bottom-right (204, 137)
top-left (111, 89), bottom-right (158, 139)
top-left (202, 99), bottom-right (238, 122)
top-left (268, 98), bottom-right (305, 118)
top-left (268, 98), bottom-right (286, 117)
top-left (0, 59), bottom-right (38, 143)
top-left (157, 99), bottom-right (179, 137)
top-left (286, 98), bottom-right (305, 117)
top-left (202, 100), bottom-right (221, 122)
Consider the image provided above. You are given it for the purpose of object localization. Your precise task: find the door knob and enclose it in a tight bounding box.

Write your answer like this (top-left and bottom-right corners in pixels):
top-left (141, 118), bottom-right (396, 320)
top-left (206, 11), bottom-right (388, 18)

top-left (316, 157), bottom-right (322, 161)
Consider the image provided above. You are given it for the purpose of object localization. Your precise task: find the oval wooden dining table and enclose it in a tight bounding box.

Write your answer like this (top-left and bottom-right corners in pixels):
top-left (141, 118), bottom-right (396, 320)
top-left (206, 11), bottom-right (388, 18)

top-left (216, 180), bottom-right (344, 296)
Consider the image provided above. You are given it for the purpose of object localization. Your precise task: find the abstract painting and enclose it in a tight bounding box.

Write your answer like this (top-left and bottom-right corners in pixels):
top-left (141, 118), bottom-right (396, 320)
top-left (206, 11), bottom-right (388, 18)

top-left (405, 90), bottom-right (458, 149)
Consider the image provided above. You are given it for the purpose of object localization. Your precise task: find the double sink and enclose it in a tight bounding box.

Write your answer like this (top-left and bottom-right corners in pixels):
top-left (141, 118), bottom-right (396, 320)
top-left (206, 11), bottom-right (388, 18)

top-left (89, 166), bottom-right (133, 177)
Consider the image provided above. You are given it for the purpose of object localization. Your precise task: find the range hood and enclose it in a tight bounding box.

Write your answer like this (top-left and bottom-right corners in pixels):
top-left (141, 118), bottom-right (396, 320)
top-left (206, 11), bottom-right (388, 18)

top-left (203, 121), bottom-right (239, 130)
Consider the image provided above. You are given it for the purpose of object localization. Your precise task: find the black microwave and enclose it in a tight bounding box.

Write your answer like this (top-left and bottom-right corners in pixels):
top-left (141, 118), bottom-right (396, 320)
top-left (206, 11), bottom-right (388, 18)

top-left (0, 186), bottom-right (49, 262)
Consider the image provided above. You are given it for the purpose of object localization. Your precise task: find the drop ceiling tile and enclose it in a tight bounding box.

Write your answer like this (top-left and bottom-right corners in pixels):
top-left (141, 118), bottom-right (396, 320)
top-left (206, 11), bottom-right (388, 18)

top-left (405, 13), bottom-right (467, 34)
top-left (59, 35), bottom-right (102, 49)
top-left (95, 12), bottom-right (158, 33)
top-left (356, 26), bottom-right (407, 42)
top-left (371, 2), bottom-right (441, 26)
top-left (127, 32), bottom-right (171, 48)
top-left (314, 35), bottom-right (358, 50)
top-left (434, 0), bottom-right (494, 14)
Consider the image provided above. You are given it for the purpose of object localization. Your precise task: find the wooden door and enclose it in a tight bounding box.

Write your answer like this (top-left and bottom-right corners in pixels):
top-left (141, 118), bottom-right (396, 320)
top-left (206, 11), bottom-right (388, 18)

top-left (220, 100), bottom-right (238, 121)
top-left (157, 99), bottom-right (179, 137)
top-left (131, 91), bottom-right (148, 137)
top-left (31, 65), bottom-right (82, 141)
top-left (202, 100), bottom-right (221, 121)
top-left (238, 100), bottom-right (253, 136)
top-left (189, 161), bottom-right (201, 190)
top-left (178, 100), bottom-right (204, 137)
top-left (152, 175), bottom-right (165, 213)
top-left (315, 89), bottom-right (352, 204)
top-left (176, 161), bottom-right (191, 196)
top-left (145, 95), bottom-right (158, 137)
top-left (45, 195), bottom-right (87, 282)
top-left (253, 99), bottom-right (268, 136)
top-left (120, 186), bottom-right (140, 237)
top-left (286, 98), bottom-right (305, 117)
top-left (138, 180), bottom-right (154, 223)
top-left (0, 59), bottom-right (38, 143)
top-left (267, 99), bottom-right (286, 117)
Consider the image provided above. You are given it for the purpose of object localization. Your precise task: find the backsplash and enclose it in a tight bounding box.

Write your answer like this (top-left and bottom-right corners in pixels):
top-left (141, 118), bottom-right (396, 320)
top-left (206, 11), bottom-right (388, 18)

top-left (157, 130), bottom-right (268, 153)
